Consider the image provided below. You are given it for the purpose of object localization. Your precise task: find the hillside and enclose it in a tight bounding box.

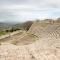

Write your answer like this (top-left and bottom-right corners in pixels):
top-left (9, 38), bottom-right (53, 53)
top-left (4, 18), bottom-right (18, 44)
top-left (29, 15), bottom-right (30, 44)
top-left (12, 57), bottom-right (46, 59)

top-left (0, 22), bottom-right (18, 32)
top-left (29, 20), bottom-right (60, 48)
top-left (0, 20), bottom-right (60, 60)
top-left (0, 21), bottom-right (33, 34)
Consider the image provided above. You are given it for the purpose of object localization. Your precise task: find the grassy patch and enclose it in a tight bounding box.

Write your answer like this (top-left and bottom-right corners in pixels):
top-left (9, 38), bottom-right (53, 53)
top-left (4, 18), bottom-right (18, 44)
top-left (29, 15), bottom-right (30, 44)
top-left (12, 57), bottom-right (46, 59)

top-left (0, 31), bottom-right (7, 36)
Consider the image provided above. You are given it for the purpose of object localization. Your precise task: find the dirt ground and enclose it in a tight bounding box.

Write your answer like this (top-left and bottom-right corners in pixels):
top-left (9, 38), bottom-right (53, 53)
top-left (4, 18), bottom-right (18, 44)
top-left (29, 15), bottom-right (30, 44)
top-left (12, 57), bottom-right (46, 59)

top-left (0, 20), bottom-right (60, 60)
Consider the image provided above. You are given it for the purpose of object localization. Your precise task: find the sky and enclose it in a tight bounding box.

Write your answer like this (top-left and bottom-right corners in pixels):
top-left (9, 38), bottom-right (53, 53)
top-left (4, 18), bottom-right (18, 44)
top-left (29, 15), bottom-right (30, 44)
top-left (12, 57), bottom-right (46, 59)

top-left (0, 0), bottom-right (60, 22)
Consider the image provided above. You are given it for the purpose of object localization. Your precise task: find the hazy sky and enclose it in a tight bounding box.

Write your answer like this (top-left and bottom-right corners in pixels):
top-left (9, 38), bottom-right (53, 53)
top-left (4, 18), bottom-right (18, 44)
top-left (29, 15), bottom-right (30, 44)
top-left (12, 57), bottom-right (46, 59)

top-left (0, 0), bottom-right (60, 22)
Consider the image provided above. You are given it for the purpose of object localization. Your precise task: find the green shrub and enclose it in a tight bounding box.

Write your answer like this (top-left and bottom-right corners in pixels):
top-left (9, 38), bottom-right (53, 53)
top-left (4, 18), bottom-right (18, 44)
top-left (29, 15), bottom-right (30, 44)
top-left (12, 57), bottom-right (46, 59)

top-left (0, 31), bottom-right (6, 36)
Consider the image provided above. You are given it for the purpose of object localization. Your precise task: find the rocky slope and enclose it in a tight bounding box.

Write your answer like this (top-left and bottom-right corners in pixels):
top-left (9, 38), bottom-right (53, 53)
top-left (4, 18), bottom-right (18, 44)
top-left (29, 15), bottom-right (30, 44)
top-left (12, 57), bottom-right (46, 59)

top-left (0, 20), bottom-right (60, 60)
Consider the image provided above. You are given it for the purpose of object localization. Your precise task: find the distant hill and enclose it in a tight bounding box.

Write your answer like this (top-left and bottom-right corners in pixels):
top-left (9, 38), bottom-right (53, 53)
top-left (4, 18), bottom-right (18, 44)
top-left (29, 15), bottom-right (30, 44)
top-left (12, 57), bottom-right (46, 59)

top-left (0, 22), bottom-right (11, 31)
top-left (12, 21), bottom-right (33, 31)
top-left (0, 21), bottom-right (33, 33)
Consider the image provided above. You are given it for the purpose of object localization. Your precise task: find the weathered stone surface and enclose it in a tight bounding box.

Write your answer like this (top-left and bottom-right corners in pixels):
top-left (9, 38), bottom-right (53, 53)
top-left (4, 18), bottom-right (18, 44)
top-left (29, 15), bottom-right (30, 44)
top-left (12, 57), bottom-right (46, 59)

top-left (0, 21), bottom-right (60, 60)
